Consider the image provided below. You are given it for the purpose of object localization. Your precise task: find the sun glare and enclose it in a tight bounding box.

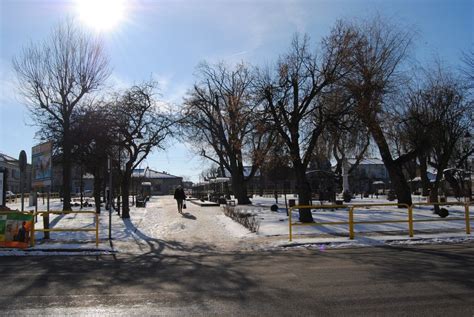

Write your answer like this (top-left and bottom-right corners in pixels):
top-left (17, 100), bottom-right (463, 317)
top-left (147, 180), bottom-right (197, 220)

top-left (76, 0), bottom-right (126, 32)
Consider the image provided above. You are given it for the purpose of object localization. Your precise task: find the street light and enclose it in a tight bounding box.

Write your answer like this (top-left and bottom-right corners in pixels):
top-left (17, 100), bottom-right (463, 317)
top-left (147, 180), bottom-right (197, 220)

top-left (464, 132), bottom-right (472, 201)
top-left (108, 155), bottom-right (112, 240)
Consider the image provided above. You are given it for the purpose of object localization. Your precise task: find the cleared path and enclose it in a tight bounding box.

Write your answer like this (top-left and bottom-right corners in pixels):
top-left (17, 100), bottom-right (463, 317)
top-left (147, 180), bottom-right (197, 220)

top-left (112, 195), bottom-right (254, 254)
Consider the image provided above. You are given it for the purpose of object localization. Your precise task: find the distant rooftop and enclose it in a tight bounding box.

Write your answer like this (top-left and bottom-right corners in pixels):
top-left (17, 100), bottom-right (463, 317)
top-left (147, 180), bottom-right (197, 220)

top-left (132, 168), bottom-right (181, 179)
top-left (0, 152), bottom-right (18, 163)
top-left (223, 166), bottom-right (260, 178)
top-left (347, 158), bottom-right (385, 165)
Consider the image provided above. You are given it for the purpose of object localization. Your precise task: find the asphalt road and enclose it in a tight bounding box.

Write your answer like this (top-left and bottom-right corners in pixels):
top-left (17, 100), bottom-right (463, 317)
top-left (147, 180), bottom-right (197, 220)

top-left (1, 243), bottom-right (473, 316)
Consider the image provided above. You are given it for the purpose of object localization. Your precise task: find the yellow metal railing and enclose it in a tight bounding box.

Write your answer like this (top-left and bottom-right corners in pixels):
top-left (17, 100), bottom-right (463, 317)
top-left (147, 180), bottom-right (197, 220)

top-left (347, 203), bottom-right (411, 240)
top-left (289, 202), bottom-right (473, 241)
top-left (32, 210), bottom-right (99, 247)
top-left (289, 204), bottom-right (352, 241)
top-left (411, 202), bottom-right (472, 236)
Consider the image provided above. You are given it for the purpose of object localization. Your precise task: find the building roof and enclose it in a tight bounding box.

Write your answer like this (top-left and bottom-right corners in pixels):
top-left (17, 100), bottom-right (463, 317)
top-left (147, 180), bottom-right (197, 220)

top-left (132, 168), bottom-right (181, 179)
top-left (0, 152), bottom-right (18, 163)
top-left (347, 158), bottom-right (385, 165)
top-left (223, 166), bottom-right (260, 178)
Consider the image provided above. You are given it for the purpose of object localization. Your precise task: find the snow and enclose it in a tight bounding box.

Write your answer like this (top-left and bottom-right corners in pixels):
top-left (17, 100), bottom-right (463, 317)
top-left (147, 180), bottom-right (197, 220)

top-left (1, 195), bottom-right (472, 255)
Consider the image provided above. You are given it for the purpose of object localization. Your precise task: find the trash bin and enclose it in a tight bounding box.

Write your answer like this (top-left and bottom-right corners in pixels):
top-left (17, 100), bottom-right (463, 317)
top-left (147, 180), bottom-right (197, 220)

top-left (136, 197), bottom-right (146, 207)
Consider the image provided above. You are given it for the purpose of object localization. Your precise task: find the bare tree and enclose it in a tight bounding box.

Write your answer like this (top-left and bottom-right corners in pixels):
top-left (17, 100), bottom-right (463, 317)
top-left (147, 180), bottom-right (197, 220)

top-left (401, 66), bottom-right (473, 207)
top-left (111, 82), bottom-right (173, 218)
top-left (182, 62), bottom-right (273, 204)
top-left (461, 49), bottom-right (474, 89)
top-left (13, 19), bottom-right (110, 210)
top-left (256, 27), bottom-right (356, 222)
top-left (342, 17), bottom-right (415, 206)
top-left (321, 87), bottom-right (371, 193)
top-left (70, 101), bottom-right (117, 213)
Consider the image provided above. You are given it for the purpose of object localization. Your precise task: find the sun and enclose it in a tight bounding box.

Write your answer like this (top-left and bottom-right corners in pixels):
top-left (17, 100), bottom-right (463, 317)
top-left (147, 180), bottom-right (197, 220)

top-left (76, 0), bottom-right (126, 32)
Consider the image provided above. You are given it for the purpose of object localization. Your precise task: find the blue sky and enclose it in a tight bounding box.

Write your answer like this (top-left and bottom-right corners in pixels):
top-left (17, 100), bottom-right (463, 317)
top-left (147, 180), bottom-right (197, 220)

top-left (1, 0), bottom-right (473, 182)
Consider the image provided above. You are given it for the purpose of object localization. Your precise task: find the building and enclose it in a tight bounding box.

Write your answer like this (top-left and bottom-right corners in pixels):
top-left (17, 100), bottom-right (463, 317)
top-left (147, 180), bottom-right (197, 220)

top-left (347, 158), bottom-right (390, 194)
top-left (0, 152), bottom-right (32, 193)
top-left (132, 168), bottom-right (182, 196)
top-left (51, 163), bottom-right (94, 195)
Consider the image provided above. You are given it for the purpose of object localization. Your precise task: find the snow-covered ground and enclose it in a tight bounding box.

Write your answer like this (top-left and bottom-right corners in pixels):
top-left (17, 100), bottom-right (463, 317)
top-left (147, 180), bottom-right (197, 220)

top-left (248, 195), bottom-right (471, 238)
top-left (1, 195), bottom-right (473, 256)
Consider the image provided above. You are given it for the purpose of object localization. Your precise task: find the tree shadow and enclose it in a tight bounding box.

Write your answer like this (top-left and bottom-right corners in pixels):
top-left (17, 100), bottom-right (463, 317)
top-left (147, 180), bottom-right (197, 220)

top-left (320, 243), bottom-right (474, 290)
top-left (121, 217), bottom-right (213, 254)
top-left (0, 216), bottom-right (284, 311)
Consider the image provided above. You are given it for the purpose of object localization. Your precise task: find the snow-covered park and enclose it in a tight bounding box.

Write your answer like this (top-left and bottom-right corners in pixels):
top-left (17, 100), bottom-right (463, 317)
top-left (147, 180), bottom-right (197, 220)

top-left (1, 194), bottom-right (473, 256)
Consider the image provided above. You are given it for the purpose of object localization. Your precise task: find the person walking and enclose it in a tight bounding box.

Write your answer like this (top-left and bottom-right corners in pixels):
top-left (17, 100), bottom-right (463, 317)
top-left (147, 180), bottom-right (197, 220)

top-left (174, 185), bottom-right (186, 214)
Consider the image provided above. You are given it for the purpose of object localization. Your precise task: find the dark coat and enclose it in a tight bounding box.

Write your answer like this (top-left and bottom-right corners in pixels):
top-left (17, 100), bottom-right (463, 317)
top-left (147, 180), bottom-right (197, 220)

top-left (174, 187), bottom-right (186, 200)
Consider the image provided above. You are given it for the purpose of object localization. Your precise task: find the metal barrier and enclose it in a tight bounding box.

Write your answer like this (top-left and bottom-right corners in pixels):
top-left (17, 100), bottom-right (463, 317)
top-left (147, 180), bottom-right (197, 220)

top-left (6, 192), bottom-right (60, 203)
top-left (6, 194), bottom-right (28, 203)
top-left (251, 190), bottom-right (297, 197)
top-left (411, 202), bottom-right (472, 236)
top-left (289, 202), bottom-right (473, 241)
top-left (32, 210), bottom-right (99, 247)
top-left (289, 204), bottom-right (352, 241)
top-left (347, 203), bottom-right (411, 240)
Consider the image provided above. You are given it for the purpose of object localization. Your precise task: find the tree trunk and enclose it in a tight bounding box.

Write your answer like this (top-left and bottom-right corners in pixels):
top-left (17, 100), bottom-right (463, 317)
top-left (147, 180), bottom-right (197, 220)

top-left (368, 122), bottom-right (412, 206)
top-left (294, 162), bottom-right (314, 223)
top-left (102, 161), bottom-right (107, 205)
top-left (231, 171), bottom-right (251, 204)
top-left (93, 170), bottom-right (102, 213)
top-left (62, 138), bottom-right (72, 211)
top-left (80, 168), bottom-right (84, 209)
top-left (121, 171), bottom-right (131, 218)
top-left (429, 183), bottom-right (440, 213)
top-left (385, 161), bottom-right (412, 206)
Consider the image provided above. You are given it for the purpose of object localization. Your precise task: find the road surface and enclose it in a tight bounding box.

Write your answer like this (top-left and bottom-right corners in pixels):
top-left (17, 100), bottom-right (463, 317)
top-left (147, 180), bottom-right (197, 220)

top-left (1, 243), bottom-right (473, 316)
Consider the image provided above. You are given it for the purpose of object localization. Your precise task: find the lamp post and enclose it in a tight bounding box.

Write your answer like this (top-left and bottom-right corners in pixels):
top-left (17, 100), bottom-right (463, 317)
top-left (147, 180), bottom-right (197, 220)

top-left (18, 150), bottom-right (27, 212)
top-left (117, 148), bottom-right (121, 216)
top-left (108, 155), bottom-right (112, 240)
top-left (464, 132), bottom-right (472, 201)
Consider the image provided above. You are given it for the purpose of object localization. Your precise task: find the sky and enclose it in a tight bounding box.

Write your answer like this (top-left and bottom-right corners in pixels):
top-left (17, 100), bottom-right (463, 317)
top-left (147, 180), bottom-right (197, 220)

top-left (0, 0), bottom-right (473, 182)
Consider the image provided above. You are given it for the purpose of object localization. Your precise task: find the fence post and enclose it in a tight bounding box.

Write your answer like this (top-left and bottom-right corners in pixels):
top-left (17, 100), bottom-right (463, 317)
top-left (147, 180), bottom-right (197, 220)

top-left (408, 205), bottom-right (414, 238)
top-left (349, 207), bottom-right (354, 240)
top-left (465, 204), bottom-right (471, 235)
